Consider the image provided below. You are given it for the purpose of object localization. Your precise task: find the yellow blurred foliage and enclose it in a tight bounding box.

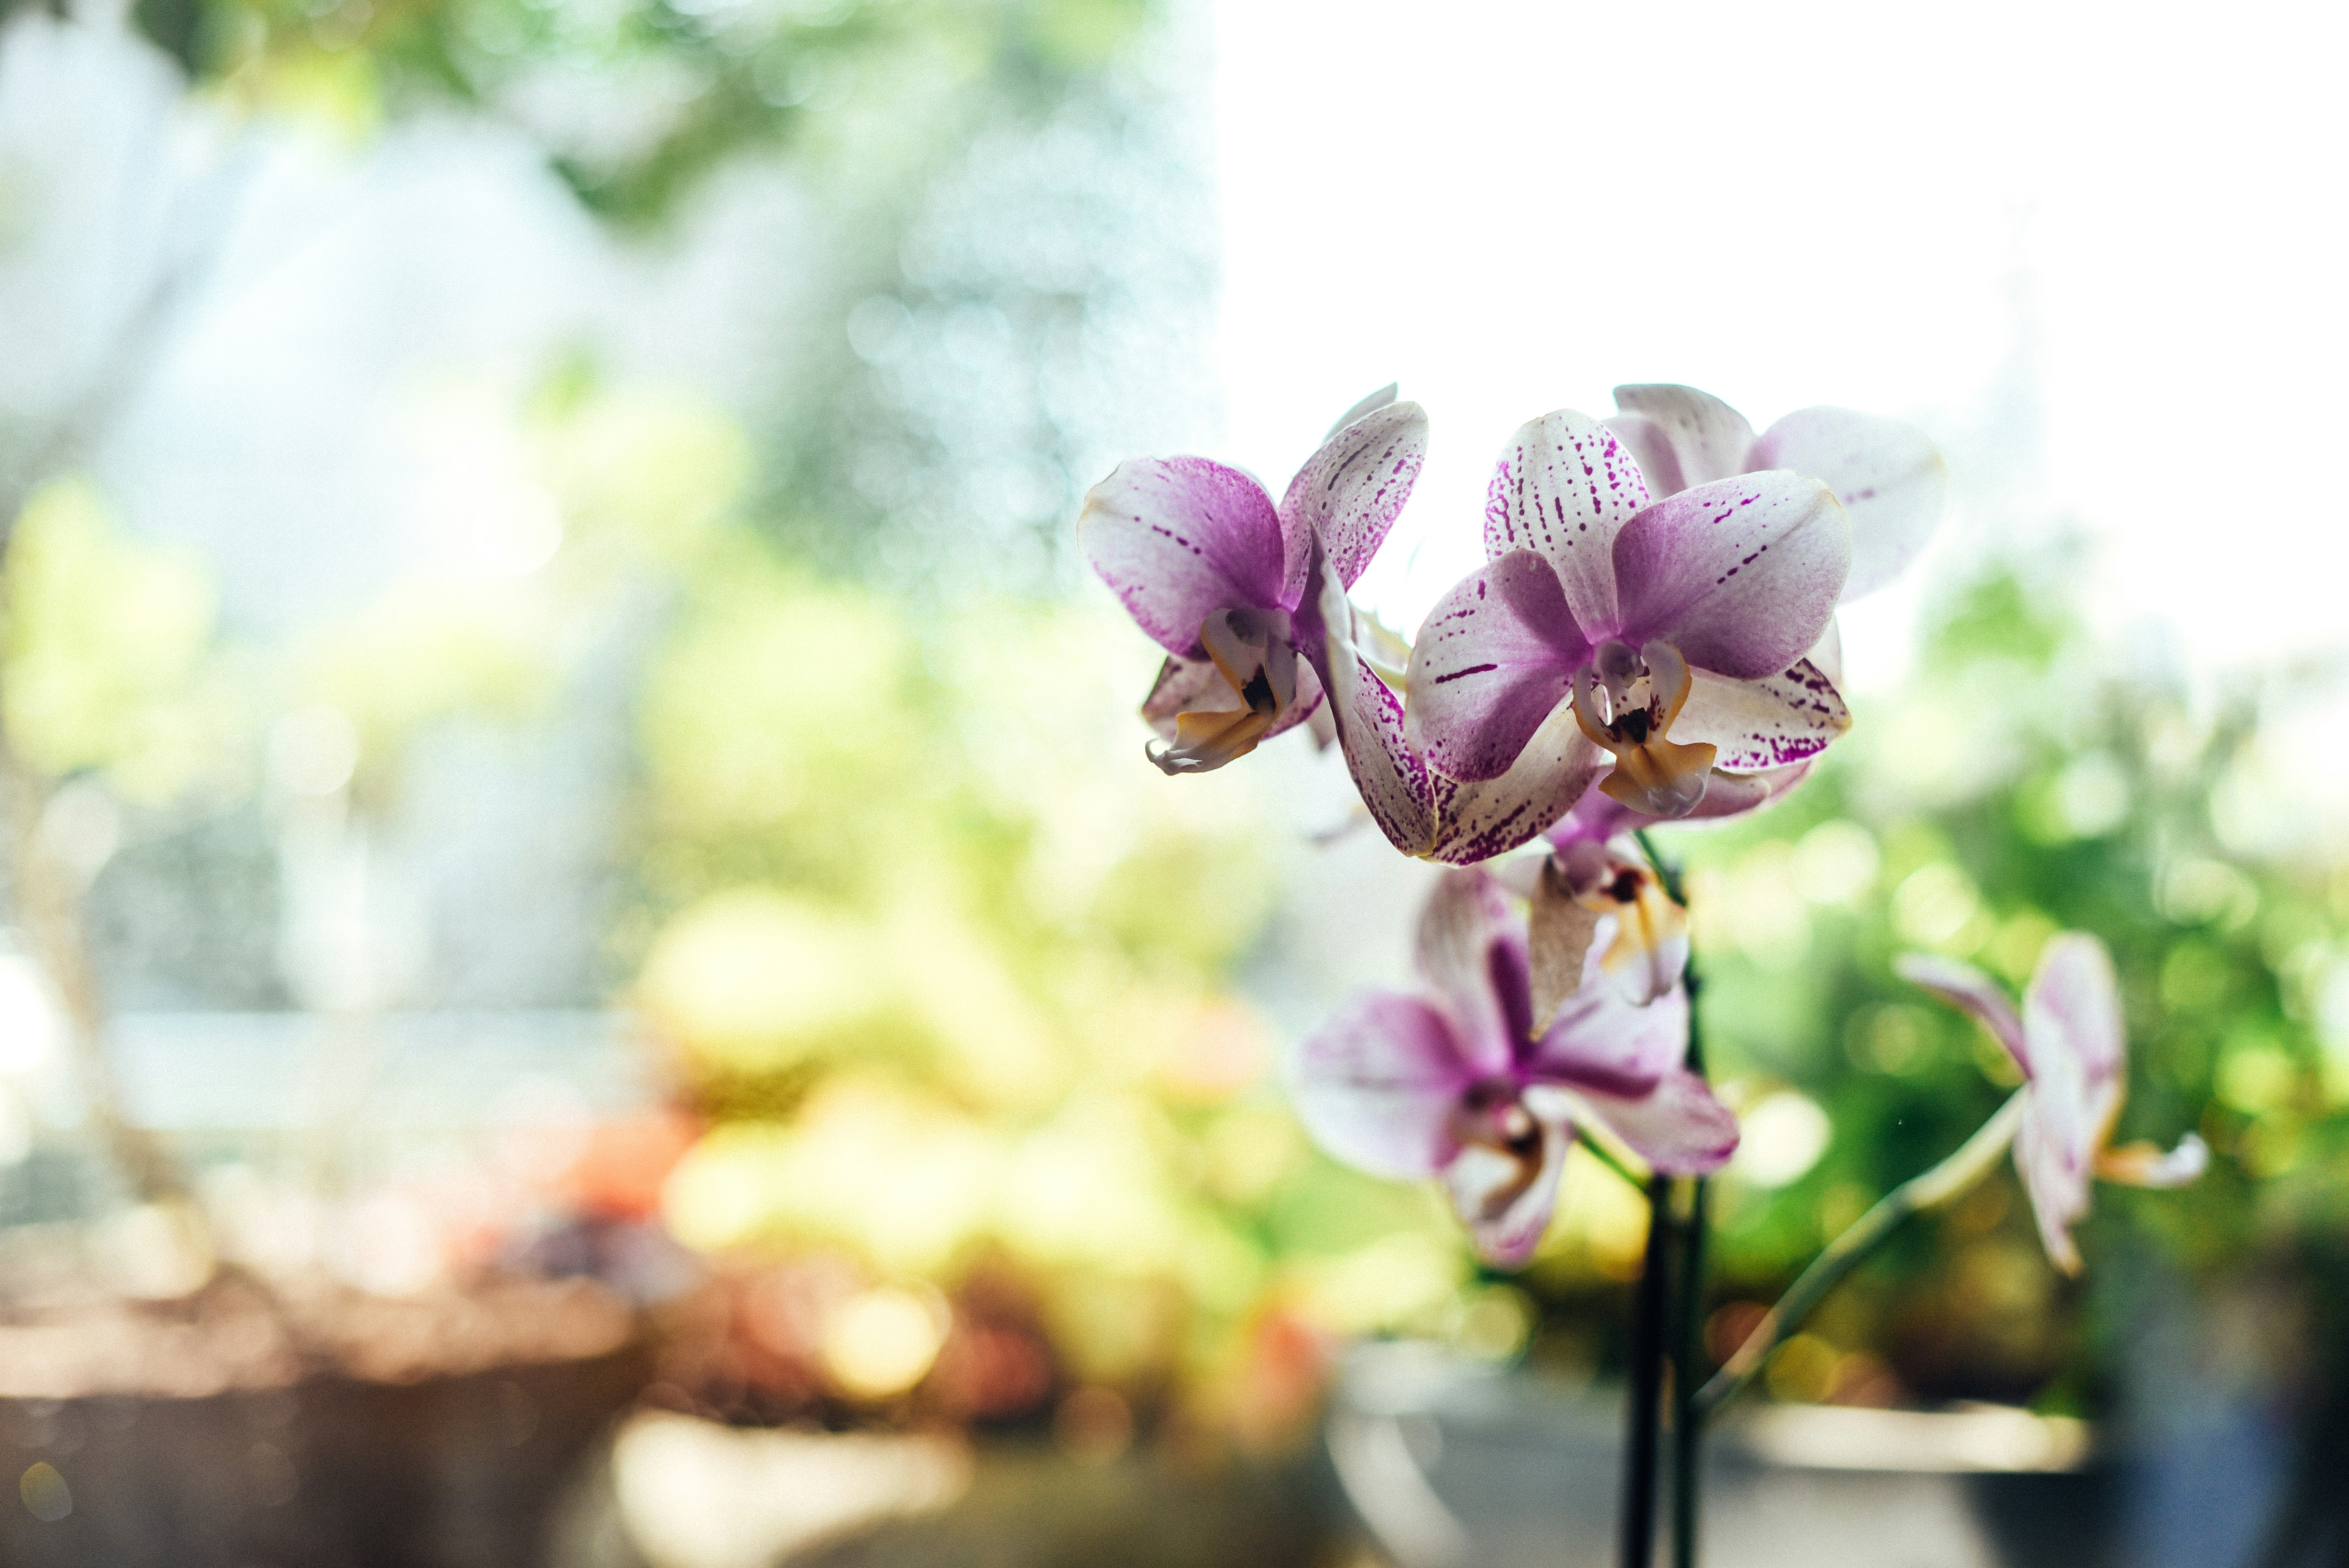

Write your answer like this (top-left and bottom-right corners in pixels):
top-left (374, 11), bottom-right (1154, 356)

top-left (2, 479), bottom-right (240, 798)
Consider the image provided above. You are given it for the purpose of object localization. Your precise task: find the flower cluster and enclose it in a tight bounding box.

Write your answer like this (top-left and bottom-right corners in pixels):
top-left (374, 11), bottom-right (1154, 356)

top-left (1079, 382), bottom-right (1948, 1259)
top-left (1083, 380), bottom-right (2205, 1278)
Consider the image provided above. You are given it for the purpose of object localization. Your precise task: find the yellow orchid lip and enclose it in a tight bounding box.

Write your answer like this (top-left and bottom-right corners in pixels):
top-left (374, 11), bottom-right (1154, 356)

top-left (1571, 638), bottom-right (1717, 818)
top-left (1145, 608), bottom-right (1299, 775)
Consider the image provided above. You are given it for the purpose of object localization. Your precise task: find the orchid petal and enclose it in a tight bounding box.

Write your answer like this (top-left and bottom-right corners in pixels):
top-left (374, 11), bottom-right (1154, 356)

top-left (1671, 762), bottom-right (1812, 824)
top-left (1895, 953), bottom-right (2032, 1077)
top-left (1311, 562), bottom-right (1436, 855)
top-left (1528, 858), bottom-right (1601, 1033)
top-left (1412, 869), bottom-right (1528, 1074)
top-left (1671, 661), bottom-right (1850, 773)
top-left (1482, 410), bottom-right (1650, 628)
top-left (1323, 383), bottom-right (1399, 440)
top-left (1080, 456), bottom-right (1294, 655)
top-left (1611, 473), bottom-right (1851, 680)
top-left (1607, 385), bottom-right (1757, 495)
top-left (2016, 1096), bottom-right (2092, 1275)
top-left (2020, 936), bottom-right (2126, 1238)
top-left (2097, 1133), bottom-right (2208, 1188)
top-left (1523, 961), bottom-right (1690, 1093)
top-left (1441, 1109), bottom-right (1572, 1268)
top-left (2023, 933), bottom-right (2126, 1090)
top-left (1809, 616), bottom-right (1844, 686)
top-left (1551, 1067), bottom-right (1739, 1177)
top-left (1546, 790), bottom-right (1644, 849)
top-left (1405, 550), bottom-right (1590, 783)
top-left (1282, 399), bottom-right (1427, 591)
top-left (1291, 992), bottom-right (1477, 1179)
top-left (1426, 703), bottom-right (1606, 864)
top-left (1751, 407), bottom-right (1947, 603)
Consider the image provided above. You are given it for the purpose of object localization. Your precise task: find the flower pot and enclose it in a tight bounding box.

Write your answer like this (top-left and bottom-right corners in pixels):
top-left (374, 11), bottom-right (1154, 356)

top-left (1327, 1342), bottom-right (2121, 1568)
top-left (0, 1278), bottom-right (652, 1568)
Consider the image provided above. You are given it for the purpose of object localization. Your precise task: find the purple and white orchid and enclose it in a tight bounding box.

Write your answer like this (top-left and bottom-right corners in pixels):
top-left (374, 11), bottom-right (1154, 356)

top-left (1526, 791), bottom-right (1692, 1016)
top-left (1899, 935), bottom-right (2206, 1274)
top-left (1078, 388), bottom-right (1424, 776)
top-left (1607, 384), bottom-right (1948, 605)
top-left (1291, 868), bottom-right (1737, 1267)
top-left (1403, 409), bottom-right (1855, 831)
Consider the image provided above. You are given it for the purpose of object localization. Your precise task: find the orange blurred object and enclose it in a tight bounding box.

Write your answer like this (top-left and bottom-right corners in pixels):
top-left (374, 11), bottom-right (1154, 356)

top-left (554, 1109), bottom-right (702, 1221)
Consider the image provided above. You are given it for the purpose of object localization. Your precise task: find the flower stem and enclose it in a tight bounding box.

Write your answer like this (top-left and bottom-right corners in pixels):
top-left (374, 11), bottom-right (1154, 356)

top-left (1670, 1176), bottom-right (1707, 1568)
top-left (1635, 825), bottom-right (1709, 1568)
top-left (1667, 938), bottom-right (1709, 1568)
top-left (1621, 1172), bottom-right (1673, 1568)
top-left (1693, 1089), bottom-right (2028, 1418)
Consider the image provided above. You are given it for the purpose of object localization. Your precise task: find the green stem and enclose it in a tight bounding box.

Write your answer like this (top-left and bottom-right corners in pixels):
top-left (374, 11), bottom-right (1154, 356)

top-left (1693, 1089), bottom-right (2028, 1418)
top-left (1581, 1129), bottom-right (1648, 1192)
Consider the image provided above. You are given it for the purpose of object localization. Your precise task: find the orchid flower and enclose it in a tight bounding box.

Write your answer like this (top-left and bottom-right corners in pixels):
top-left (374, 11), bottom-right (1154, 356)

top-left (1523, 791), bottom-right (1691, 1016)
top-left (1898, 935), bottom-right (2207, 1274)
top-left (1607, 384), bottom-right (1948, 604)
top-left (1290, 869), bottom-right (1737, 1266)
top-left (1078, 388), bottom-right (1424, 775)
top-left (1403, 410), bottom-right (1854, 828)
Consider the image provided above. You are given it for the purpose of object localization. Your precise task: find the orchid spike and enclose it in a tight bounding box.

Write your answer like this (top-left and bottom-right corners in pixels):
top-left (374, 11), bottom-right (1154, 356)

top-left (1404, 409), bottom-right (1854, 826)
top-left (1290, 868), bottom-right (1737, 1267)
top-left (1898, 935), bottom-right (2206, 1274)
top-left (1079, 390), bottom-right (1425, 776)
top-left (1608, 384), bottom-right (1948, 603)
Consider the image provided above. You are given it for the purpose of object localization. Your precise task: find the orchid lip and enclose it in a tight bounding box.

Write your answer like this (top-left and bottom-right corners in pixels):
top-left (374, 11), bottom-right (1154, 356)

top-left (1145, 607), bottom-right (1299, 775)
top-left (1569, 639), bottom-right (1718, 818)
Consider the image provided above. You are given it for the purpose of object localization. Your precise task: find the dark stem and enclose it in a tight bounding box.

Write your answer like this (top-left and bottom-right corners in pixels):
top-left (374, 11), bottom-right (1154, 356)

top-left (1638, 826), bottom-right (1709, 1568)
top-left (1670, 1176), bottom-right (1708, 1568)
top-left (1621, 1172), bottom-right (1673, 1568)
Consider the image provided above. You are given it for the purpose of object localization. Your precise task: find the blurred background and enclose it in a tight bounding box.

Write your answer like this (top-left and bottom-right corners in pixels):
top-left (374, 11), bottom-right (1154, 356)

top-left (0, 0), bottom-right (2344, 1565)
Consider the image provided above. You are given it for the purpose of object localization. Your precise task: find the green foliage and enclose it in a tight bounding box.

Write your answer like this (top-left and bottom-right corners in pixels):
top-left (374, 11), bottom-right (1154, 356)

top-left (1, 478), bottom-right (243, 799)
top-left (1636, 553), bottom-right (2349, 1406)
top-left (149, 0), bottom-right (1156, 223)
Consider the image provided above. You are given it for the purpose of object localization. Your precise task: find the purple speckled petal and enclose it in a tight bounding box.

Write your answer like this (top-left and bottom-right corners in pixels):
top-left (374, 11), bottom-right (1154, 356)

top-left (1482, 410), bottom-right (1650, 629)
top-left (1896, 953), bottom-right (2030, 1077)
top-left (1079, 456), bottom-right (1291, 655)
top-left (1427, 706), bottom-right (1606, 865)
top-left (1140, 653), bottom-right (1324, 743)
top-left (1522, 946), bottom-right (1689, 1091)
top-left (1671, 661), bottom-right (1850, 772)
top-left (1610, 473), bottom-right (1850, 680)
top-left (1404, 550), bottom-right (1590, 783)
top-left (1750, 407), bottom-right (1947, 603)
top-left (1412, 869), bottom-right (1528, 1075)
top-left (1607, 385), bottom-right (1758, 496)
top-left (1290, 991), bottom-right (1477, 1180)
top-left (1282, 399), bottom-right (1427, 592)
top-left (1442, 1110), bottom-right (1573, 1268)
top-left (1560, 1066), bottom-right (1739, 1176)
top-left (1309, 560), bottom-right (1434, 855)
